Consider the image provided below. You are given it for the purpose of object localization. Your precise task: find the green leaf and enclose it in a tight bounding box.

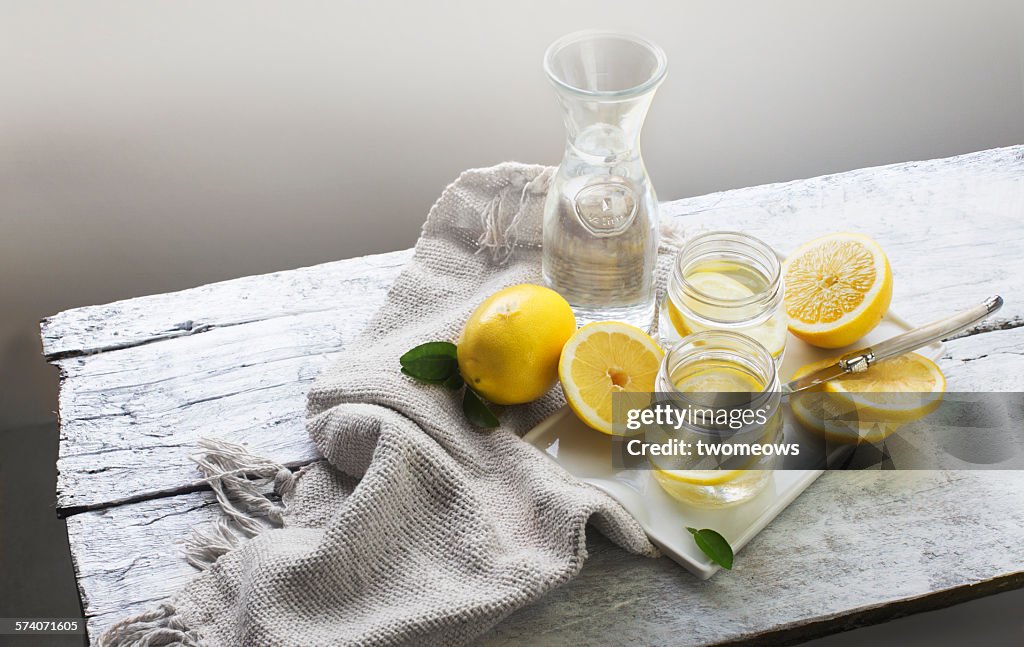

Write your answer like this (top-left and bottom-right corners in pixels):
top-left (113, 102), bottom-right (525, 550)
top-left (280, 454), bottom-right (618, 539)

top-left (686, 527), bottom-right (734, 570)
top-left (401, 367), bottom-right (447, 385)
top-left (463, 389), bottom-right (499, 428)
top-left (400, 342), bottom-right (458, 381)
top-left (444, 372), bottom-right (465, 391)
top-left (400, 341), bottom-right (457, 361)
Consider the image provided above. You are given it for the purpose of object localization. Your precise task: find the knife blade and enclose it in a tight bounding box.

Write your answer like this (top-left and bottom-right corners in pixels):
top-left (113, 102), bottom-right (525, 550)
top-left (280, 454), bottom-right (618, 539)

top-left (781, 361), bottom-right (848, 396)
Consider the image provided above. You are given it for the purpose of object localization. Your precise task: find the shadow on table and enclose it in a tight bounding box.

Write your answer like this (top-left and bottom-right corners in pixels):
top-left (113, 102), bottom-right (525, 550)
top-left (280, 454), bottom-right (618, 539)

top-left (805, 585), bottom-right (1024, 646)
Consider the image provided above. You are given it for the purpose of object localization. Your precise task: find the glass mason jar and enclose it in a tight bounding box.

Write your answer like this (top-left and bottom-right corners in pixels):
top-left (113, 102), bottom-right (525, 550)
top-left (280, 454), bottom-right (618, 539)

top-left (659, 231), bottom-right (787, 360)
top-left (541, 31), bottom-right (667, 331)
top-left (650, 330), bottom-right (783, 507)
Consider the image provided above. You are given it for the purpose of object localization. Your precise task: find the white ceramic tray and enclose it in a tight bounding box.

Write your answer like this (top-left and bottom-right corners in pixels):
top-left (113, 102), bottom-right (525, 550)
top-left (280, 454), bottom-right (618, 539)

top-left (523, 310), bottom-right (943, 579)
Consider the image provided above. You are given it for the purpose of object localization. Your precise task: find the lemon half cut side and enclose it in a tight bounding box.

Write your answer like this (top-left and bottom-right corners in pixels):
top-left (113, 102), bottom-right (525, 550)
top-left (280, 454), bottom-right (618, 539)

top-left (558, 321), bottom-right (664, 435)
top-left (783, 232), bottom-right (893, 349)
top-left (790, 352), bottom-right (946, 444)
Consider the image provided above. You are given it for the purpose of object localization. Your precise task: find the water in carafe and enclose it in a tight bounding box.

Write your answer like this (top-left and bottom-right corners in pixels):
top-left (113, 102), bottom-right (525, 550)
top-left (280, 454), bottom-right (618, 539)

top-left (541, 31), bottom-right (667, 330)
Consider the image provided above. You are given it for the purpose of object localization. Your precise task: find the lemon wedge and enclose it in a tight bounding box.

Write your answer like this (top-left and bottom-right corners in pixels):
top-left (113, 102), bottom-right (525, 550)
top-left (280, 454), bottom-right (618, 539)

top-left (653, 467), bottom-right (745, 486)
top-left (558, 321), bottom-right (663, 435)
top-left (783, 232), bottom-right (893, 348)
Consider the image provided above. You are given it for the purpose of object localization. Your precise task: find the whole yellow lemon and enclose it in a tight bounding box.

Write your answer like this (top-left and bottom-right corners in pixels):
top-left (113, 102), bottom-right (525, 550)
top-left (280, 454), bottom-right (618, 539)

top-left (457, 284), bottom-right (577, 405)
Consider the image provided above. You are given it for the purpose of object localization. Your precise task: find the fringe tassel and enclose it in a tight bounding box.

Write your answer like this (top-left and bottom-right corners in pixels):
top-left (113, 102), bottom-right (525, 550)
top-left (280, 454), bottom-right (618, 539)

top-left (182, 518), bottom-right (250, 570)
top-left (100, 440), bottom-right (292, 645)
top-left (181, 438), bottom-right (296, 569)
top-left (98, 603), bottom-right (203, 647)
top-left (477, 168), bottom-right (552, 263)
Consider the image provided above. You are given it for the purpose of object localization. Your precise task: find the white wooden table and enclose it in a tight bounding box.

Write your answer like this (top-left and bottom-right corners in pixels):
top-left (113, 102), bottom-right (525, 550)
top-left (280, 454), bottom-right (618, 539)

top-left (42, 147), bottom-right (1024, 645)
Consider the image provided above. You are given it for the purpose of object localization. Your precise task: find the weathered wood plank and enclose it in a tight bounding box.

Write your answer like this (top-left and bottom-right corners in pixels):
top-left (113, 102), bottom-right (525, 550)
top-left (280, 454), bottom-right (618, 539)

top-left (68, 470), bottom-right (1024, 646)
top-left (48, 147), bottom-right (1024, 512)
top-left (939, 325), bottom-right (1024, 392)
top-left (483, 471), bottom-right (1024, 647)
top-left (40, 250), bottom-right (410, 360)
top-left (51, 265), bottom-right (403, 511)
top-left (65, 492), bottom-right (222, 642)
top-left (55, 309), bottom-right (342, 511)
top-left (64, 328), bottom-right (1024, 642)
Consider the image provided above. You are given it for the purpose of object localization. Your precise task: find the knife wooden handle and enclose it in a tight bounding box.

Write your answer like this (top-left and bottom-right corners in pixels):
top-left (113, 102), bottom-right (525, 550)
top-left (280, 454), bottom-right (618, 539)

top-left (868, 296), bottom-right (1003, 365)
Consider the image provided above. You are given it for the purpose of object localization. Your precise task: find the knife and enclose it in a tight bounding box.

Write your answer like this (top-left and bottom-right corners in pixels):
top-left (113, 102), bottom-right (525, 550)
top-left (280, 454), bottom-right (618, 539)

top-left (782, 295), bottom-right (1003, 396)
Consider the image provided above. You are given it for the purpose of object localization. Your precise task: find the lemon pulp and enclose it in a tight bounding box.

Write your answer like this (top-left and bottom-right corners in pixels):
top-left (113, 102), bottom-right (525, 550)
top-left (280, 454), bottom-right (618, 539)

top-left (790, 352), bottom-right (945, 443)
top-left (558, 322), bottom-right (664, 435)
top-left (782, 233), bottom-right (892, 348)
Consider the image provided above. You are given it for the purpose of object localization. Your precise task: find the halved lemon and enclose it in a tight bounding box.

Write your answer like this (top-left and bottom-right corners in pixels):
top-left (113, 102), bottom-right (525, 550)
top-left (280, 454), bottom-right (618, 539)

top-left (790, 390), bottom-right (902, 444)
top-left (783, 233), bottom-right (893, 348)
top-left (790, 352), bottom-right (945, 443)
top-left (826, 353), bottom-right (946, 421)
top-left (558, 321), bottom-right (663, 435)
top-left (667, 271), bottom-right (787, 358)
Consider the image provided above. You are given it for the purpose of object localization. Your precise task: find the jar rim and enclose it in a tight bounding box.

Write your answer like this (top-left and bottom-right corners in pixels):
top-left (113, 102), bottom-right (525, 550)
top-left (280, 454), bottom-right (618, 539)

top-left (660, 330), bottom-right (779, 395)
top-left (656, 330), bottom-right (781, 438)
top-left (672, 230), bottom-right (783, 313)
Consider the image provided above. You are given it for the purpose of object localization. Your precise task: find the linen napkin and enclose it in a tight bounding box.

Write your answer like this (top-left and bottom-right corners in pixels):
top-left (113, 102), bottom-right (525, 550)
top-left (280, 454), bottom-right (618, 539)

top-left (101, 163), bottom-right (686, 647)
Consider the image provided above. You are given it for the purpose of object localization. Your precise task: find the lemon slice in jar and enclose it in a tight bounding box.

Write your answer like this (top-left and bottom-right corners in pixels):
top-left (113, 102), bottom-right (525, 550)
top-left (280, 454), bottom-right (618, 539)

top-left (667, 271), bottom-right (787, 359)
top-left (649, 363), bottom-right (765, 486)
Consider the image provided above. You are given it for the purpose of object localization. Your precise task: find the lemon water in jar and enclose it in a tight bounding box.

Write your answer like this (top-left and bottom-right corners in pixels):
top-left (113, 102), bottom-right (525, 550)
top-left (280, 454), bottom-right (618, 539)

top-left (650, 331), bottom-right (783, 507)
top-left (660, 231), bottom-right (787, 360)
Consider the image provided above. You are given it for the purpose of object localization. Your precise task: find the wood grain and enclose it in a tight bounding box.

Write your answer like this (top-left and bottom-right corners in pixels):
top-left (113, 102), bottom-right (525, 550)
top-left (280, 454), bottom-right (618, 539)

top-left (483, 471), bottom-right (1024, 647)
top-left (65, 492), bottom-right (222, 641)
top-left (42, 146), bottom-right (1024, 645)
top-left (48, 253), bottom-right (406, 512)
top-left (41, 250), bottom-right (410, 360)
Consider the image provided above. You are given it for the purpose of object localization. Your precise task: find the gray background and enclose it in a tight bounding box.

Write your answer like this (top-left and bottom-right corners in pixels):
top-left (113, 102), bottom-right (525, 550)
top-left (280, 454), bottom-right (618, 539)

top-left (1, 0), bottom-right (1023, 644)
top-left (4, 0), bottom-right (1024, 431)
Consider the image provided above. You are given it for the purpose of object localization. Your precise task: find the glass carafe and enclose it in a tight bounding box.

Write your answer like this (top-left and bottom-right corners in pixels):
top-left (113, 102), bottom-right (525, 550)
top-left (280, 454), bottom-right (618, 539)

top-left (542, 31), bottom-right (667, 330)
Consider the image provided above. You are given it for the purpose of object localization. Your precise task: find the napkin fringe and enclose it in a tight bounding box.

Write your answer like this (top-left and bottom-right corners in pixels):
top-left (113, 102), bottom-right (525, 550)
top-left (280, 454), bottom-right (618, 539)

top-left (181, 438), bottom-right (294, 569)
top-left (100, 440), bottom-right (293, 645)
top-left (97, 603), bottom-right (203, 647)
top-left (476, 167), bottom-right (552, 263)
